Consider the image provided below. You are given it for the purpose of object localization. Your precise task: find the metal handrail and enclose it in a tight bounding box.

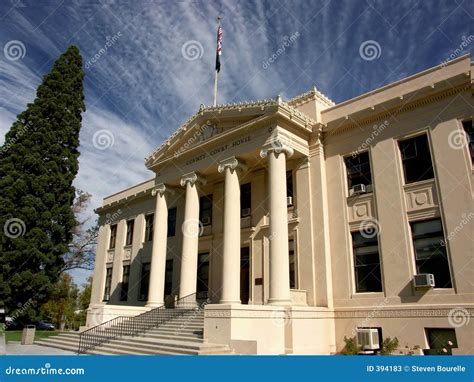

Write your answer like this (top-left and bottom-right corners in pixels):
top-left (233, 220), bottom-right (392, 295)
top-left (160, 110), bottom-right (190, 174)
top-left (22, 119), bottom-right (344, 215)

top-left (78, 292), bottom-right (206, 354)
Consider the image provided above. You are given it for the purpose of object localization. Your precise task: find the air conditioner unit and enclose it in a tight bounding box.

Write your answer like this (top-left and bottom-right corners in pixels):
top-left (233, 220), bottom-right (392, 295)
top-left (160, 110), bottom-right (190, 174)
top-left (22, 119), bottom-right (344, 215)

top-left (287, 196), bottom-right (293, 206)
top-left (356, 328), bottom-right (380, 350)
top-left (241, 208), bottom-right (251, 217)
top-left (201, 216), bottom-right (211, 225)
top-left (103, 294), bottom-right (110, 301)
top-left (413, 273), bottom-right (435, 288)
top-left (350, 184), bottom-right (366, 195)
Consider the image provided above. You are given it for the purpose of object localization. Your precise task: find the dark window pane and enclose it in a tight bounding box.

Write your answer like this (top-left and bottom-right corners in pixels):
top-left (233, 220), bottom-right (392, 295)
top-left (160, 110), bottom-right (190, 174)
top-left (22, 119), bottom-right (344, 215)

top-left (109, 225), bottom-right (117, 249)
top-left (139, 263), bottom-right (151, 301)
top-left (103, 267), bottom-right (113, 301)
top-left (411, 219), bottom-right (452, 288)
top-left (427, 328), bottom-right (458, 349)
top-left (399, 135), bottom-right (434, 183)
top-left (164, 260), bottom-right (173, 296)
top-left (462, 120), bottom-right (473, 165)
top-left (196, 253), bottom-right (209, 297)
top-left (120, 265), bottom-right (130, 301)
top-left (286, 170), bottom-right (294, 198)
top-left (345, 151), bottom-right (372, 189)
top-left (125, 220), bottom-right (134, 246)
top-left (289, 239), bottom-right (296, 289)
top-left (167, 208), bottom-right (177, 237)
top-left (240, 183), bottom-right (251, 216)
top-left (199, 195), bottom-right (213, 226)
top-left (145, 214), bottom-right (154, 241)
top-left (351, 232), bottom-right (382, 292)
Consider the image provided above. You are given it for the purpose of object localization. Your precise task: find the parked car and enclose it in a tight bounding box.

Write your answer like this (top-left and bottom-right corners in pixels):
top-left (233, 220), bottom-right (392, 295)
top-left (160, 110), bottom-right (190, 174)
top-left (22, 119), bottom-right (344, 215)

top-left (36, 321), bottom-right (55, 331)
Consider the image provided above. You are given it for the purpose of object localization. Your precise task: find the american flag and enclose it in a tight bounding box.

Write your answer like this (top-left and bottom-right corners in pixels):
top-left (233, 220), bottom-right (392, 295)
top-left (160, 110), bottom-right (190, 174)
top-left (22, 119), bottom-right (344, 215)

top-left (215, 24), bottom-right (223, 73)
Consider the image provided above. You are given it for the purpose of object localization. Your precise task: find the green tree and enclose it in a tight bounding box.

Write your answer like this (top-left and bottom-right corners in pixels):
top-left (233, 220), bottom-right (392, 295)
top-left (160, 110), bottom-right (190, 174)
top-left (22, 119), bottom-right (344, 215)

top-left (41, 273), bottom-right (79, 329)
top-left (0, 45), bottom-right (85, 322)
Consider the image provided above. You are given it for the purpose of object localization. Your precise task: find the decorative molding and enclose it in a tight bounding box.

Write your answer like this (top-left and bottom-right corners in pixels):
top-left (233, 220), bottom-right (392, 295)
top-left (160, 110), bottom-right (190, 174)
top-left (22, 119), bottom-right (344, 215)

top-left (290, 289), bottom-right (307, 306)
top-left (151, 183), bottom-right (167, 197)
top-left (180, 171), bottom-right (206, 187)
top-left (287, 86), bottom-right (335, 108)
top-left (123, 246), bottom-right (132, 261)
top-left (106, 250), bottom-right (114, 263)
top-left (334, 307), bottom-right (474, 319)
top-left (217, 156), bottom-right (248, 174)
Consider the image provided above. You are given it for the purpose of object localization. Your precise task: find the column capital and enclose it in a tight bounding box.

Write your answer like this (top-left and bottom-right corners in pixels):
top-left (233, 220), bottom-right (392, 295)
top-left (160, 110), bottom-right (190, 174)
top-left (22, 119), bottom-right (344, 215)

top-left (151, 183), bottom-right (167, 197)
top-left (180, 171), bottom-right (206, 187)
top-left (217, 156), bottom-right (248, 174)
top-left (260, 139), bottom-right (294, 159)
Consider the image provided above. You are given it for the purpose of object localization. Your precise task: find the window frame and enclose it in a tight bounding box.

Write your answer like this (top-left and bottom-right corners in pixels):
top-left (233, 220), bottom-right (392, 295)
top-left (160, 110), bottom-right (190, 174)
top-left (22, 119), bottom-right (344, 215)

top-left (138, 262), bottom-right (151, 301)
top-left (125, 219), bottom-right (134, 246)
top-left (240, 182), bottom-right (251, 217)
top-left (199, 194), bottom-right (213, 226)
top-left (103, 266), bottom-right (113, 301)
top-left (120, 265), bottom-right (130, 301)
top-left (144, 213), bottom-right (154, 242)
top-left (167, 207), bottom-right (177, 237)
top-left (398, 133), bottom-right (434, 184)
top-left (109, 224), bottom-right (117, 249)
top-left (344, 151), bottom-right (373, 191)
top-left (351, 231), bottom-right (383, 293)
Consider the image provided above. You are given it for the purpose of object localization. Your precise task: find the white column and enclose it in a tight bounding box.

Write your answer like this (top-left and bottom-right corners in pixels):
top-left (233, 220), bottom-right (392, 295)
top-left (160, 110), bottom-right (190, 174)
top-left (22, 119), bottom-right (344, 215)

top-left (218, 157), bottom-right (247, 304)
top-left (146, 184), bottom-right (169, 307)
top-left (261, 140), bottom-right (294, 305)
top-left (179, 172), bottom-right (204, 300)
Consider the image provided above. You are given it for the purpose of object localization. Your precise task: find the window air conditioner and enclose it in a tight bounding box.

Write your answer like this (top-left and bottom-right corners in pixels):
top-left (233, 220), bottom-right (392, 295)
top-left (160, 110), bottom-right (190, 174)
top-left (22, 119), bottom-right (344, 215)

top-left (356, 328), bottom-right (380, 350)
top-left (413, 274), bottom-right (435, 288)
top-left (287, 196), bottom-right (293, 206)
top-left (201, 216), bottom-right (211, 225)
top-left (103, 294), bottom-right (110, 301)
top-left (241, 208), bottom-right (251, 217)
top-left (350, 184), bottom-right (367, 195)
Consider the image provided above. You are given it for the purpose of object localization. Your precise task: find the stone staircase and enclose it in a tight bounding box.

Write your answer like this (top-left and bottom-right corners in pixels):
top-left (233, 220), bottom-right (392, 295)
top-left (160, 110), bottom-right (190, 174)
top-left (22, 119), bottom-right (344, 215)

top-left (35, 310), bottom-right (234, 355)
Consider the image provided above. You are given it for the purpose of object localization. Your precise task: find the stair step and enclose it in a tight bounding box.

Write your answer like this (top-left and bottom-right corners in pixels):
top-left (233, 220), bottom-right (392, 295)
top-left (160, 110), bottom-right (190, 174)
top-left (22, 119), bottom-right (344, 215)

top-left (94, 341), bottom-right (198, 355)
top-left (35, 340), bottom-right (78, 352)
top-left (138, 333), bottom-right (203, 343)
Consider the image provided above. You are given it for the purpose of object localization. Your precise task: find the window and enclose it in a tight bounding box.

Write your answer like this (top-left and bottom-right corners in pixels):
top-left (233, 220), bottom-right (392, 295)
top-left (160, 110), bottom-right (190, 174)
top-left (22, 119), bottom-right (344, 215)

top-left (240, 183), bottom-right (251, 217)
top-left (167, 208), bottom-right (177, 237)
top-left (426, 328), bottom-right (458, 350)
top-left (462, 120), bottom-right (473, 165)
top-left (199, 195), bottom-right (213, 226)
top-left (103, 267), bottom-right (113, 301)
top-left (286, 170), bottom-right (294, 199)
top-left (196, 253), bottom-right (209, 299)
top-left (411, 219), bottom-right (452, 288)
top-left (125, 220), bottom-right (134, 246)
top-left (145, 214), bottom-right (154, 242)
top-left (120, 265), bottom-right (130, 301)
top-left (109, 224), bottom-right (117, 249)
top-left (351, 232), bottom-right (383, 292)
top-left (289, 239), bottom-right (296, 289)
top-left (164, 260), bottom-right (173, 296)
top-left (399, 134), bottom-right (434, 184)
top-left (345, 151), bottom-right (372, 190)
top-left (138, 263), bottom-right (151, 301)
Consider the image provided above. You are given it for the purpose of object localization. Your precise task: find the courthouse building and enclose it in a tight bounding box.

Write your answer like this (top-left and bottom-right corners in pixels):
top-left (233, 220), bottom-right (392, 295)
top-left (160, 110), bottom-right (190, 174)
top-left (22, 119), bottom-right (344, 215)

top-left (85, 55), bottom-right (473, 355)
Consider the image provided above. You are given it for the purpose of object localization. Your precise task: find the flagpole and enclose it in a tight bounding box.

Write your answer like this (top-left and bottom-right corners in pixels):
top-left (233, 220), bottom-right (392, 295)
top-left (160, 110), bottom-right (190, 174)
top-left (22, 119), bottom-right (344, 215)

top-left (213, 16), bottom-right (221, 107)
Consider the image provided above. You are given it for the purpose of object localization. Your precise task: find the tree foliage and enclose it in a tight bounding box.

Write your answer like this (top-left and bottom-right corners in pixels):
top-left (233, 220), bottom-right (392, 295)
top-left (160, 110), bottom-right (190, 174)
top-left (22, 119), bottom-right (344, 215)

top-left (0, 45), bottom-right (85, 319)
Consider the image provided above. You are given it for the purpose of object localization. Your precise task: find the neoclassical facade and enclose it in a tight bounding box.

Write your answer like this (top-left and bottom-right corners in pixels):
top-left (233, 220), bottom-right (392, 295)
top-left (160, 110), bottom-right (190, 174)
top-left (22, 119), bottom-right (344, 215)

top-left (87, 55), bottom-right (473, 354)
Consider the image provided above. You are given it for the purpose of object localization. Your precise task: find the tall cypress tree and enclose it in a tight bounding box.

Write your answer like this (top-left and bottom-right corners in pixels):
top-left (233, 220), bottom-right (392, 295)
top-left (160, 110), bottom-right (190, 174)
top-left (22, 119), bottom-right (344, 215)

top-left (0, 45), bottom-right (85, 321)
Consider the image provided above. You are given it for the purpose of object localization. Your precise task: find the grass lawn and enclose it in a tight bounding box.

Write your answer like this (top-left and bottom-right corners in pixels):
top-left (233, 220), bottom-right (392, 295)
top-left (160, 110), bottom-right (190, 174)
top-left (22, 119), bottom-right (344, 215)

top-left (5, 330), bottom-right (60, 343)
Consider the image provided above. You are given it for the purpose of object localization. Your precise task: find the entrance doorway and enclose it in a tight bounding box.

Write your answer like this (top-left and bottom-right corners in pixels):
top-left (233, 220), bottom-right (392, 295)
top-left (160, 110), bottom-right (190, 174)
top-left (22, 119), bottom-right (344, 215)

top-left (241, 247), bottom-right (250, 304)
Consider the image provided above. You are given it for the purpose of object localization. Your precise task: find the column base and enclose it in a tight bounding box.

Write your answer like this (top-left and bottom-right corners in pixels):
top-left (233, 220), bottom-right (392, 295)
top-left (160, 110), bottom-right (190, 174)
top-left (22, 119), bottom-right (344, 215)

top-left (267, 298), bottom-right (291, 306)
top-left (219, 299), bottom-right (241, 305)
top-left (145, 302), bottom-right (164, 309)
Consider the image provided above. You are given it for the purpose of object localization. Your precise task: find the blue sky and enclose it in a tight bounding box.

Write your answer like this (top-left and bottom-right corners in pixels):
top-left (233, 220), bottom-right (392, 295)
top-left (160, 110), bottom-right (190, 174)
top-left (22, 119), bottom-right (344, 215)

top-left (1, 0), bottom-right (472, 285)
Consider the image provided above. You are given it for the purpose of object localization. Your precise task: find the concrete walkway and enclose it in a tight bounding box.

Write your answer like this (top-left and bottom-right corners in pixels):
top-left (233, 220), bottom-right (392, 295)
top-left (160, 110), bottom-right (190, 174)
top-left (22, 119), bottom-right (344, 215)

top-left (5, 342), bottom-right (76, 355)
